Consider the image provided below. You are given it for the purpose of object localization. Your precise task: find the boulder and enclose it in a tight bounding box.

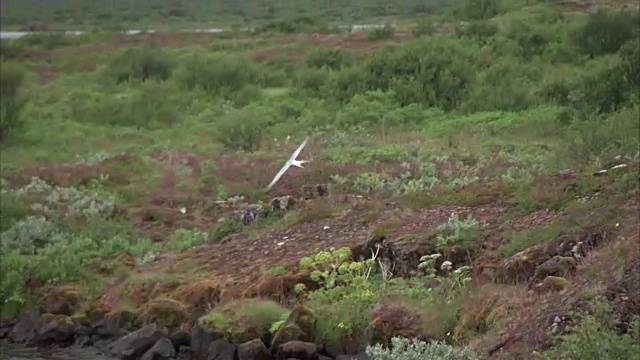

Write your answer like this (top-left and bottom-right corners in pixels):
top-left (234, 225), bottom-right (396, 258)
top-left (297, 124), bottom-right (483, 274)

top-left (270, 196), bottom-right (297, 213)
top-left (42, 286), bottom-right (82, 316)
top-left (190, 323), bottom-right (224, 360)
top-left (138, 297), bottom-right (188, 329)
top-left (108, 323), bottom-right (167, 359)
top-left (93, 309), bottom-right (135, 338)
top-left (531, 256), bottom-right (577, 283)
top-left (301, 184), bottom-right (329, 199)
top-left (35, 314), bottom-right (76, 344)
top-left (270, 305), bottom-right (317, 351)
top-left (141, 337), bottom-right (177, 360)
top-left (276, 340), bottom-right (318, 360)
top-left (498, 244), bottom-right (551, 284)
top-left (169, 327), bottom-right (191, 348)
top-left (207, 338), bottom-right (237, 360)
top-left (239, 204), bottom-right (264, 225)
top-left (237, 338), bottom-right (271, 360)
top-left (9, 310), bottom-right (40, 344)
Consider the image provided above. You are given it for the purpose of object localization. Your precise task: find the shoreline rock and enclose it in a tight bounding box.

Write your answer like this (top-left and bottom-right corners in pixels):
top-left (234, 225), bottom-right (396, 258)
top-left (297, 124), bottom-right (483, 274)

top-left (0, 305), bottom-right (372, 360)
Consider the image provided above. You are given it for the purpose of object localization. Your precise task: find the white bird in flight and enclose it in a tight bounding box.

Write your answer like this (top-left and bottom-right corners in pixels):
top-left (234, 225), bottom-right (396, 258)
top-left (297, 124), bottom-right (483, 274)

top-left (265, 137), bottom-right (309, 191)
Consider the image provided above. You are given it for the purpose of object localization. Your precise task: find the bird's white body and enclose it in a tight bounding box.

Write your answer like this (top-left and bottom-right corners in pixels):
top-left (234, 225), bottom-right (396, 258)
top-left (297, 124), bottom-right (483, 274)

top-left (291, 159), bottom-right (307, 168)
top-left (265, 137), bottom-right (309, 190)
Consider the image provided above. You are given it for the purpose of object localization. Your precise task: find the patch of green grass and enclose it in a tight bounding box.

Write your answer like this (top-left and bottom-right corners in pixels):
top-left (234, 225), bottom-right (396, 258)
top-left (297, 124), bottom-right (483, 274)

top-left (198, 298), bottom-right (290, 342)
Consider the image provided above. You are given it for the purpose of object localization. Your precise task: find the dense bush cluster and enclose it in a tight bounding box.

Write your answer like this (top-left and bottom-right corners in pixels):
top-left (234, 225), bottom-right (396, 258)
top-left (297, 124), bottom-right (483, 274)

top-left (4, 5), bottom-right (636, 159)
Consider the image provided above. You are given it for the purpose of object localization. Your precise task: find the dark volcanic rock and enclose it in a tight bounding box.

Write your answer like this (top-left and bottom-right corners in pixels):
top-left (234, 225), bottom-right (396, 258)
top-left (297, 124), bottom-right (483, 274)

top-left (9, 310), bottom-right (40, 344)
top-left (93, 310), bottom-right (135, 338)
top-left (190, 323), bottom-right (224, 360)
top-left (237, 338), bottom-right (272, 360)
top-left (276, 340), bottom-right (318, 360)
top-left (207, 339), bottom-right (237, 360)
top-left (141, 337), bottom-right (177, 360)
top-left (42, 286), bottom-right (82, 316)
top-left (35, 314), bottom-right (76, 344)
top-left (108, 323), bottom-right (167, 359)
top-left (170, 328), bottom-right (191, 348)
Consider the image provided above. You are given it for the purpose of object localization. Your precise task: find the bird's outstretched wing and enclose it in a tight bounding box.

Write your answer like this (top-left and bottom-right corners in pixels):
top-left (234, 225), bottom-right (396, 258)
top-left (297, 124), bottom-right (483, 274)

top-left (266, 161), bottom-right (292, 190)
top-left (289, 137), bottom-right (308, 162)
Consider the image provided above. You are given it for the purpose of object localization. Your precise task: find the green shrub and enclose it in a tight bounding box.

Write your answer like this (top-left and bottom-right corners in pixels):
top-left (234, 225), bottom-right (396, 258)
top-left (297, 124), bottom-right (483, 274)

top-left (572, 56), bottom-right (628, 114)
top-left (455, 21), bottom-right (499, 44)
top-left (304, 47), bottom-right (354, 70)
top-left (0, 40), bottom-right (24, 60)
top-left (214, 107), bottom-right (269, 152)
top-left (412, 19), bottom-right (437, 38)
top-left (295, 67), bottom-right (330, 97)
top-left (254, 17), bottom-right (337, 35)
top-left (357, 36), bottom-right (480, 109)
top-left (105, 45), bottom-right (175, 83)
top-left (16, 32), bottom-right (70, 50)
top-left (0, 62), bottom-right (27, 142)
top-left (503, 21), bottom-right (551, 60)
top-left (208, 218), bottom-right (243, 242)
top-left (571, 9), bottom-right (640, 57)
top-left (619, 39), bottom-right (640, 91)
top-left (367, 25), bottom-right (396, 41)
top-left (461, 57), bottom-right (542, 112)
top-left (453, 0), bottom-right (506, 21)
top-left (366, 336), bottom-right (479, 360)
top-left (323, 66), bottom-right (369, 103)
top-left (71, 81), bottom-right (184, 128)
top-left (561, 105), bottom-right (640, 165)
top-left (0, 190), bottom-right (28, 232)
top-left (175, 52), bottom-right (264, 98)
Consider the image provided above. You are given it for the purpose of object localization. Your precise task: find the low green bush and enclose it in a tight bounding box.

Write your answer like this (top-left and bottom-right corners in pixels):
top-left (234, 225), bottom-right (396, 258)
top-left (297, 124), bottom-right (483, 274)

top-left (105, 45), bottom-right (175, 83)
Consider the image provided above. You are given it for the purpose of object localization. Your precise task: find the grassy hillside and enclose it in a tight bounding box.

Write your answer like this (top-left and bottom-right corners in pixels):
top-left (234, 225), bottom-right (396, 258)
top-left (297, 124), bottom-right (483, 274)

top-left (1, 3), bottom-right (639, 359)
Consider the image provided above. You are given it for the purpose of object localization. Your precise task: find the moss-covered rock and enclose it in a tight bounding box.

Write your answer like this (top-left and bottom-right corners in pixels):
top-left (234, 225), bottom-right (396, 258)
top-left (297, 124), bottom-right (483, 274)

top-left (532, 256), bottom-right (577, 282)
top-left (533, 276), bottom-right (570, 294)
top-left (137, 297), bottom-right (188, 329)
top-left (499, 244), bottom-right (552, 283)
top-left (198, 298), bottom-right (289, 343)
top-left (270, 304), bottom-right (317, 351)
top-left (169, 279), bottom-right (221, 317)
top-left (35, 313), bottom-right (76, 343)
top-left (42, 285), bottom-right (83, 316)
